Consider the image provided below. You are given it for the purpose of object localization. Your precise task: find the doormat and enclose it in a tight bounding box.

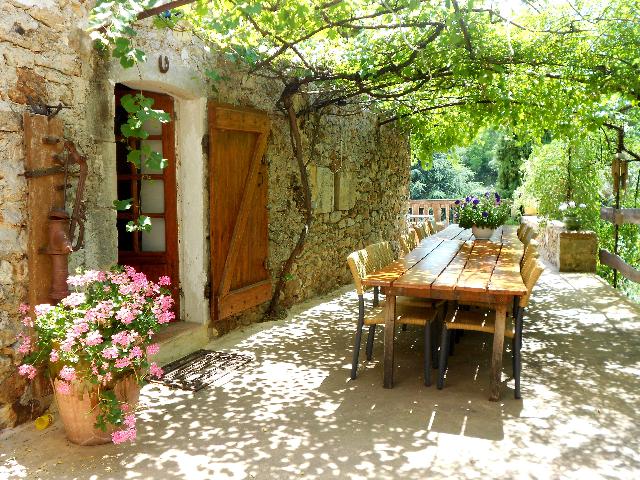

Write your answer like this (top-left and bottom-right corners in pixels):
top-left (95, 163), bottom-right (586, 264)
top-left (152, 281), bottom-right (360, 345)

top-left (149, 349), bottom-right (252, 392)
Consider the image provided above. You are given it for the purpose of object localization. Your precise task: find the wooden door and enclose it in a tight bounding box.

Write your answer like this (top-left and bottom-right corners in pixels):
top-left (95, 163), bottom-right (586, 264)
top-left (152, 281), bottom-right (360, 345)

top-left (208, 102), bottom-right (271, 324)
top-left (115, 86), bottom-right (180, 318)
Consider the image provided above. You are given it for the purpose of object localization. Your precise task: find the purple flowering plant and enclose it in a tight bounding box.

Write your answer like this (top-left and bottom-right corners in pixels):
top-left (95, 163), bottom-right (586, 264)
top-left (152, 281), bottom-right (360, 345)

top-left (454, 192), bottom-right (511, 229)
top-left (17, 266), bottom-right (173, 443)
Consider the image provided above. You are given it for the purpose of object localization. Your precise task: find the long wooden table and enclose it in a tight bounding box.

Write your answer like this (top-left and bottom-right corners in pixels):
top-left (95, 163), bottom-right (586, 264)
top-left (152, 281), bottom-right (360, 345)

top-left (362, 224), bottom-right (527, 401)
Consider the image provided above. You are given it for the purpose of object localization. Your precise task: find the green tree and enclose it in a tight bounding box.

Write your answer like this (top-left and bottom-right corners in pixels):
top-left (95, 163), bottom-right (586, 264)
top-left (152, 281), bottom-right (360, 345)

top-left (495, 135), bottom-right (531, 199)
top-left (453, 128), bottom-right (500, 187)
top-left (410, 154), bottom-right (482, 200)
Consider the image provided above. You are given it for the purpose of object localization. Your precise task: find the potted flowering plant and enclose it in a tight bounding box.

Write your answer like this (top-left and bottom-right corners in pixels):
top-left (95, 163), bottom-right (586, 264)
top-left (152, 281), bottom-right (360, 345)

top-left (559, 201), bottom-right (586, 231)
top-left (17, 266), bottom-right (173, 445)
top-left (454, 192), bottom-right (511, 239)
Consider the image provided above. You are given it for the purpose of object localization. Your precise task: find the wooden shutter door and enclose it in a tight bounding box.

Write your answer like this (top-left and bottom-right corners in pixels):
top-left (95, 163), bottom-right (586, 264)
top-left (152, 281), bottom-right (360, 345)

top-left (208, 102), bottom-right (271, 323)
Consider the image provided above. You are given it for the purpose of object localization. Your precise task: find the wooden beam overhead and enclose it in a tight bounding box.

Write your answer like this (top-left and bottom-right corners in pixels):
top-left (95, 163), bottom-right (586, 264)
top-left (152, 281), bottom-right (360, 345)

top-left (600, 207), bottom-right (640, 225)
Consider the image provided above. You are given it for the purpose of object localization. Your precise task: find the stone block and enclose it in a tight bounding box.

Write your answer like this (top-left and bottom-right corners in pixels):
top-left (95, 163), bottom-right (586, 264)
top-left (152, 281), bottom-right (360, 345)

top-left (0, 111), bottom-right (21, 132)
top-left (310, 165), bottom-right (334, 214)
top-left (334, 170), bottom-right (357, 211)
top-left (0, 260), bottom-right (14, 284)
top-left (28, 7), bottom-right (65, 30)
top-left (7, 67), bottom-right (47, 104)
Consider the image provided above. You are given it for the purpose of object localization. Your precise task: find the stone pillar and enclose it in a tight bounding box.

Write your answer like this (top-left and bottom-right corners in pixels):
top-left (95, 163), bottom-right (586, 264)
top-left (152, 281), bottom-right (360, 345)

top-left (558, 231), bottom-right (598, 272)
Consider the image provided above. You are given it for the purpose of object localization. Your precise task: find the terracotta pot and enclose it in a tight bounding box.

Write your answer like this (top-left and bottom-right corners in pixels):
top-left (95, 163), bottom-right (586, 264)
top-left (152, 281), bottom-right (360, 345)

top-left (54, 376), bottom-right (139, 445)
top-left (472, 225), bottom-right (495, 240)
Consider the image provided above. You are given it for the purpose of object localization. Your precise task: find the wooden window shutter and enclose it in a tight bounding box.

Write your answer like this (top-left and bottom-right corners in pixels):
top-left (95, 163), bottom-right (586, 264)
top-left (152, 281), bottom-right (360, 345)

top-left (208, 102), bottom-right (272, 322)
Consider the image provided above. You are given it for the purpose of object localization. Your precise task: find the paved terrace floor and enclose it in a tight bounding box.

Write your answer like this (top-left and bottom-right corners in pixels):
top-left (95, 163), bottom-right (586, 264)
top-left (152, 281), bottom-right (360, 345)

top-left (2, 266), bottom-right (640, 480)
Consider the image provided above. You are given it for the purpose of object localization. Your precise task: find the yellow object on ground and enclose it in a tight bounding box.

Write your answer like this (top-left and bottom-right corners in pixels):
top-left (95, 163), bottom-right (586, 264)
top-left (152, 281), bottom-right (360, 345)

top-left (34, 413), bottom-right (53, 430)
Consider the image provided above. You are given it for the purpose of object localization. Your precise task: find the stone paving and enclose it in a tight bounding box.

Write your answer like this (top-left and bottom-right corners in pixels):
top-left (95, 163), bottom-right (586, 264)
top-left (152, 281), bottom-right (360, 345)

top-left (2, 266), bottom-right (639, 479)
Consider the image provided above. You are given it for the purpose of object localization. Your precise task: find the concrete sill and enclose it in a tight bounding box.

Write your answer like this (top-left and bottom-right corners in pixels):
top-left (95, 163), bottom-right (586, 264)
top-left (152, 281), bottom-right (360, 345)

top-left (151, 322), bottom-right (209, 365)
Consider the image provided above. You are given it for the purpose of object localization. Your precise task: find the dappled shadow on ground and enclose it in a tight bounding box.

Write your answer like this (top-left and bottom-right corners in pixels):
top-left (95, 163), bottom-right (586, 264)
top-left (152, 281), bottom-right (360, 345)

top-left (2, 270), bottom-right (640, 479)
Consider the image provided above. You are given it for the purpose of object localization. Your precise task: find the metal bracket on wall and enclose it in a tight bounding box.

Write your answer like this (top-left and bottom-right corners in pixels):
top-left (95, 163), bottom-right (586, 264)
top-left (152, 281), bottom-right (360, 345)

top-left (159, 55), bottom-right (170, 73)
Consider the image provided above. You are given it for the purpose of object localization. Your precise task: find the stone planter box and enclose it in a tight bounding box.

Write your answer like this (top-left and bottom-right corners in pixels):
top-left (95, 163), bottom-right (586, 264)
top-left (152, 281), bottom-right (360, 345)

top-left (522, 216), bottom-right (598, 272)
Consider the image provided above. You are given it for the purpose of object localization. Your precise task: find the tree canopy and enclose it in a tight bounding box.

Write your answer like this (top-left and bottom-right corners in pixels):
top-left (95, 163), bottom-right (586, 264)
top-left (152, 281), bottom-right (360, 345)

top-left (92, 1), bottom-right (640, 153)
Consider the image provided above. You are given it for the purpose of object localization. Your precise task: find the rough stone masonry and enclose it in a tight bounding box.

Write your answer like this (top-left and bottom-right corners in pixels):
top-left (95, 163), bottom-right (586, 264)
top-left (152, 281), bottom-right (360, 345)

top-left (0, 0), bottom-right (411, 429)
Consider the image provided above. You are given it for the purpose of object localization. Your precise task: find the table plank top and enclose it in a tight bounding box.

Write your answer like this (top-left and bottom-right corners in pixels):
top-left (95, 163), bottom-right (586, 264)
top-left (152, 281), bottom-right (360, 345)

top-left (393, 239), bottom-right (465, 290)
top-left (373, 224), bottom-right (527, 297)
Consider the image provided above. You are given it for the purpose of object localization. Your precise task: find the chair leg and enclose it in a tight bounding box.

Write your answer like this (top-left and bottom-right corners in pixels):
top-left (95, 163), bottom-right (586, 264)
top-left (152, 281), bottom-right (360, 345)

top-left (365, 325), bottom-right (376, 361)
top-left (514, 306), bottom-right (524, 399)
top-left (511, 336), bottom-right (516, 376)
top-left (350, 295), bottom-right (366, 380)
top-left (423, 321), bottom-right (432, 386)
top-left (438, 325), bottom-right (450, 389)
top-left (431, 320), bottom-right (439, 369)
top-left (402, 323), bottom-right (408, 332)
top-left (448, 329), bottom-right (455, 356)
top-left (373, 286), bottom-right (379, 307)
top-left (432, 305), bottom-right (446, 369)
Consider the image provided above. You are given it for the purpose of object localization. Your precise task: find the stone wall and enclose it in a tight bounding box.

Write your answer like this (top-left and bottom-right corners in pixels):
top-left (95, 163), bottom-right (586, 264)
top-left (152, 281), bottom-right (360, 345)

top-left (0, 1), bottom-right (410, 428)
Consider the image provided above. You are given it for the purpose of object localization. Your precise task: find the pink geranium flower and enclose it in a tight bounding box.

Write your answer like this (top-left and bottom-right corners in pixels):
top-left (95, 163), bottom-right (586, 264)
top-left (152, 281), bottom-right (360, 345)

top-left (61, 292), bottom-right (86, 308)
top-left (158, 276), bottom-right (171, 286)
top-left (34, 304), bottom-right (53, 316)
top-left (116, 308), bottom-right (135, 325)
top-left (50, 349), bottom-right (59, 362)
top-left (111, 427), bottom-right (136, 444)
top-left (146, 343), bottom-right (160, 356)
top-left (59, 366), bottom-right (76, 382)
top-left (17, 333), bottom-right (32, 354)
top-left (129, 346), bottom-right (143, 359)
top-left (19, 303), bottom-right (30, 314)
top-left (114, 357), bottom-right (131, 369)
top-left (85, 330), bottom-right (103, 346)
top-left (112, 331), bottom-right (132, 347)
top-left (124, 414), bottom-right (136, 429)
top-left (149, 363), bottom-right (164, 379)
top-left (72, 321), bottom-right (89, 336)
top-left (102, 346), bottom-right (119, 359)
top-left (18, 364), bottom-right (37, 380)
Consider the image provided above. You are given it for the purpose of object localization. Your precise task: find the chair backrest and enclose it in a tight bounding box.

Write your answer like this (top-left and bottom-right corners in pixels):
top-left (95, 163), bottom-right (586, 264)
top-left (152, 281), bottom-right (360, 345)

top-left (399, 229), bottom-right (418, 256)
top-left (424, 220), bottom-right (434, 236)
top-left (409, 227), bottom-right (419, 247)
top-left (366, 241), bottom-right (395, 270)
top-left (347, 241), bottom-right (396, 294)
top-left (522, 227), bottom-right (538, 246)
top-left (347, 249), bottom-right (368, 295)
top-left (520, 239), bottom-right (539, 267)
top-left (520, 258), bottom-right (544, 308)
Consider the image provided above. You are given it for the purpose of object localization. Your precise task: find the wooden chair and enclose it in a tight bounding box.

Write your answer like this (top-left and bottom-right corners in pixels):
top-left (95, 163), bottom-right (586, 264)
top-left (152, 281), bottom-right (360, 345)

top-left (437, 259), bottom-right (544, 398)
top-left (520, 239), bottom-right (539, 268)
top-left (399, 228), bottom-right (419, 256)
top-left (414, 223), bottom-right (426, 241)
top-left (519, 225), bottom-right (538, 247)
top-left (347, 245), bottom-right (444, 385)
